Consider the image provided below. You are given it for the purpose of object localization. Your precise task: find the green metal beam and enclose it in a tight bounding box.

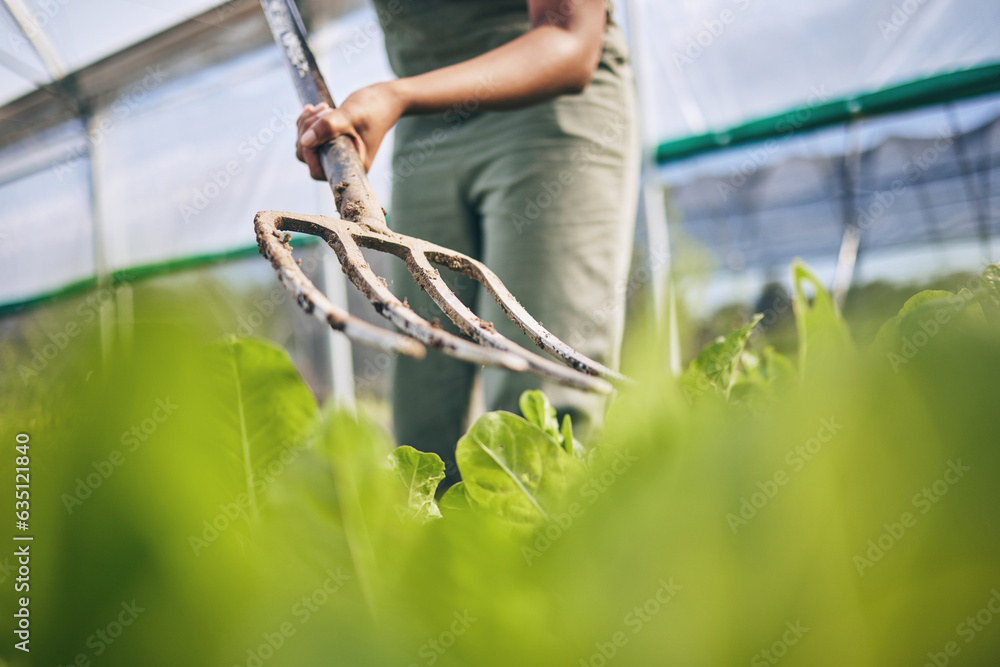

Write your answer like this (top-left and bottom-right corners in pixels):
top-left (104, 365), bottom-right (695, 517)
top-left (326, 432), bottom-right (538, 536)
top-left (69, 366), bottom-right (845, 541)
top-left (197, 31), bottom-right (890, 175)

top-left (0, 235), bottom-right (321, 317)
top-left (655, 62), bottom-right (1000, 165)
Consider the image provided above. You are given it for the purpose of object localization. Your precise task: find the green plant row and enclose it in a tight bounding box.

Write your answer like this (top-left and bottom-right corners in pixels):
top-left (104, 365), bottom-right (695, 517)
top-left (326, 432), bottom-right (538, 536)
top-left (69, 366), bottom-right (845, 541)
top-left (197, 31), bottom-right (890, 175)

top-left (2, 260), bottom-right (998, 666)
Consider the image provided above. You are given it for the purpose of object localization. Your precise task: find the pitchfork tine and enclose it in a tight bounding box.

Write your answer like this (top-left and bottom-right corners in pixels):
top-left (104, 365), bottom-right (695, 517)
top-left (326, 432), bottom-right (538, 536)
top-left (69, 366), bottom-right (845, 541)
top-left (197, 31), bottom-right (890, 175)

top-left (318, 220), bottom-right (530, 372)
top-left (396, 248), bottom-right (615, 394)
top-left (258, 211), bottom-right (529, 373)
top-left (420, 247), bottom-right (629, 384)
top-left (254, 216), bottom-right (425, 359)
top-left (261, 210), bottom-right (616, 393)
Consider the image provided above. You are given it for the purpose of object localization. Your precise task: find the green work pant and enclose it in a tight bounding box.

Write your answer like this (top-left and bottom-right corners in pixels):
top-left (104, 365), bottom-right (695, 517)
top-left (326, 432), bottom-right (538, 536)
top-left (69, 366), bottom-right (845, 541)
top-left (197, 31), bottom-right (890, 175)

top-left (388, 37), bottom-right (639, 485)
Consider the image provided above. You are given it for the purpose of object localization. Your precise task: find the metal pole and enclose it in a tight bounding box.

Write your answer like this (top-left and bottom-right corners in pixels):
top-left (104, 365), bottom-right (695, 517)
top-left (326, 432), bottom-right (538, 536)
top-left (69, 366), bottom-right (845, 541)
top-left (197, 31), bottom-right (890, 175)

top-left (831, 121), bottom-right (863, 309)
top-left (316, 171), bottom-right (356, 409)
top-left (946, 105), bottom-right (993, 265)
top-left (85, 107), bottom-right (119, 366)
top-left (3, 0), bottom-right (122, 362)
top-left (623, 0), bottom-right (682, 374)
top-left (2, 0), bottom-right (66, 80)
top-left (320, 246), bottom-right (357, 409)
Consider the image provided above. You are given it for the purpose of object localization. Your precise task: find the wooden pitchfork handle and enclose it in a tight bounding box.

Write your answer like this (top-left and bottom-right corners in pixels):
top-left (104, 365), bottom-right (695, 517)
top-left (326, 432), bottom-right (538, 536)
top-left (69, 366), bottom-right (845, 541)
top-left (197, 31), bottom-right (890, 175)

top-left (258, 0), bottom-right (389, 234)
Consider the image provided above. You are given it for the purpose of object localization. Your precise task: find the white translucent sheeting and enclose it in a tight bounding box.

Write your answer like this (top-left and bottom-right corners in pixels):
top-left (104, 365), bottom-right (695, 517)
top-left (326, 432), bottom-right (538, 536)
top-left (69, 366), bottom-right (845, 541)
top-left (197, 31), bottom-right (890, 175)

top-left (97, 46), bottom-right (316, 270)
top-left (96, 9), bottom-right (396, 272)
top-left (0, 126), bottom-right (95, 304)
top-left (632, 0), bottom-right (1000, 142)
top-left (0, 118), bottom-right (85, 185)
top-left (0, 2), bottom-right (52, 105)
top-left (0, 5), bottom-right (398, 308)
top-left (665, 105), bottom-right (1000, 277)
top-left (0, 66), bottom-right (35, 106)
top-left (17, 0), bottom-right (224, 73)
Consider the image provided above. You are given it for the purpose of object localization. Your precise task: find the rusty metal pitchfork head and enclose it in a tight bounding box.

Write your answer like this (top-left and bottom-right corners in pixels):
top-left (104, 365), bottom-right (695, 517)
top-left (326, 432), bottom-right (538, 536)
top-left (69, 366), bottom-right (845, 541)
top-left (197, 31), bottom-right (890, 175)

top-left (256, 0), bottom-right (626, 394)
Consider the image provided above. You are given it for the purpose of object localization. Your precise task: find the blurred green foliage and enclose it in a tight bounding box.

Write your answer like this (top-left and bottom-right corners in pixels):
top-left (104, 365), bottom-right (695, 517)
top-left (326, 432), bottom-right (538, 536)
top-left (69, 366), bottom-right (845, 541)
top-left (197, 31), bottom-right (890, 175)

top-left (1, 261), bottom-right (999, 666)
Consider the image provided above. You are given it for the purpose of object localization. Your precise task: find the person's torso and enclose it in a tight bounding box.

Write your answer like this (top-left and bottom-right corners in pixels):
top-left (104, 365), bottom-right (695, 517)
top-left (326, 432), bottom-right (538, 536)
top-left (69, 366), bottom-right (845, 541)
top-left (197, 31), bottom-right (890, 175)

top-left (372, 0), bottom-right (621, 78)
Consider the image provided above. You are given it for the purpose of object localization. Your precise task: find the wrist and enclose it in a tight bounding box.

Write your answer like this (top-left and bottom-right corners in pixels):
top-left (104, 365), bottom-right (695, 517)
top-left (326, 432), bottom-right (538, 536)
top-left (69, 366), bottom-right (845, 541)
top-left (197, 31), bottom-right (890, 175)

top-left (381, 78), bottom-right (414, 118)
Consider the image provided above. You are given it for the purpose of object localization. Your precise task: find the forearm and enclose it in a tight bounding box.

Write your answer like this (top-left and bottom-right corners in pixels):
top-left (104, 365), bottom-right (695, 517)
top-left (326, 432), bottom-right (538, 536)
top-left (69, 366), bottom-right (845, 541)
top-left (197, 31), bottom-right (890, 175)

top-left (390, 9), bottom-right (606, 116)
top-left (295, 0), bottom-right (607, 174)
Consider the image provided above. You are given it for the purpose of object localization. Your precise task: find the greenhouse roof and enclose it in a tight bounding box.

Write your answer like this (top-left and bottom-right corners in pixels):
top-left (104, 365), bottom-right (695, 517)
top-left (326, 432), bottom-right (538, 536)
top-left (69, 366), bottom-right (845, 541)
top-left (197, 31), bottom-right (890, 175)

top-left (1, 0), bottom-right (998, 313)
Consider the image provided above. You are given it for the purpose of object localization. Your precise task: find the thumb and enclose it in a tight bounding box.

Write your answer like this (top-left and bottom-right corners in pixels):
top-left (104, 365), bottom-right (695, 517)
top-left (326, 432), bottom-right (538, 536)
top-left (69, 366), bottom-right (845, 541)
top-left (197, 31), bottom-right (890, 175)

top-left (300, 111), bottom-right (367, 165)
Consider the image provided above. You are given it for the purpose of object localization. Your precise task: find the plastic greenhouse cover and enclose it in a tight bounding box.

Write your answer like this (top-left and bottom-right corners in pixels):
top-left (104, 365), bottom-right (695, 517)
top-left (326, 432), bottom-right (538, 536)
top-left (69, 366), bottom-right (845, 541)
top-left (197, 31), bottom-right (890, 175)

top-left (0, 5), bottom-right (398, 308)
top-left (15, 0), bottom-right (223, 72)
top-left (668, 115), bottom-right (1000, 276)
top-left (630, 0), bottom-right (1000, 144)
top-left (0, 117), bottom-right (85, 184)
top-left (0, 3), bottom-right (51, 105)
top-left (1, 0), bottom-right (998, 310)
top-left (0, 129), bottom-right (95, 305)
top-left (97, 17), bottom-right (395, 272)
top-left (3, 0), bottom-right (998, 142)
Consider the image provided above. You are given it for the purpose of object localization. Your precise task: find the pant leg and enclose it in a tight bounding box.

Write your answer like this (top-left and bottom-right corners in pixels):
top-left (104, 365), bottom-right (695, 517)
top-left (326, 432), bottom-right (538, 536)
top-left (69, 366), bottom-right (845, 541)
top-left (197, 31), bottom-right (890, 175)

top-left (388, 118), bottom-right (481, 486)
top-left (470, 55), bottom-right (640, 444)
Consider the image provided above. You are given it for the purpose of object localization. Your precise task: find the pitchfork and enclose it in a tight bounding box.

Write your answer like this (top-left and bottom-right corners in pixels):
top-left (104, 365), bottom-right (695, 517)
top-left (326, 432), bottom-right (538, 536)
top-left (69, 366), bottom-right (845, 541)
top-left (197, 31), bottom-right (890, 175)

top-left (255, 0), bottom-right (625, 394)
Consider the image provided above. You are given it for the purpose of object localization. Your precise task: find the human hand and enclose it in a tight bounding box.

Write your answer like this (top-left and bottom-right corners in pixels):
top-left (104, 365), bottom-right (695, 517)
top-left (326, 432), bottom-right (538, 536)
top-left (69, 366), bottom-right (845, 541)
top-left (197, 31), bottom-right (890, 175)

top-left (295, 81), bottom-right (406, 180)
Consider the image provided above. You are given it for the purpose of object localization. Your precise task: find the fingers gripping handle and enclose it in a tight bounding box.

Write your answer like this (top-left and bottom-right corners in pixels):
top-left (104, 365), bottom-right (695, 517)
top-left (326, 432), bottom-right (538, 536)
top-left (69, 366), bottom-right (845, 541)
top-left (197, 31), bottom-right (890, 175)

top-left (259, 0), bottom-right (389, 232)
